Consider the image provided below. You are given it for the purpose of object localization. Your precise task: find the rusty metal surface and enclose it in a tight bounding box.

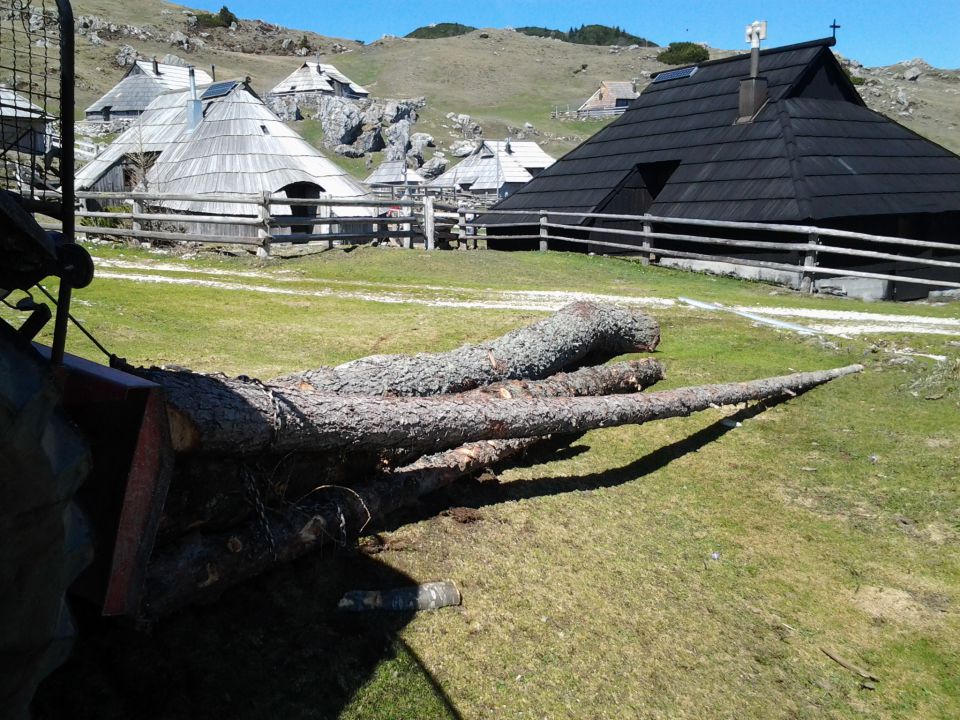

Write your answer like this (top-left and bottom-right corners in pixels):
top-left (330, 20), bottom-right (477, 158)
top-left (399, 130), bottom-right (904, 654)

top-left (102, 386), bottom-right (174, 617)
top-left (37, 346), bottom-right (174, 617)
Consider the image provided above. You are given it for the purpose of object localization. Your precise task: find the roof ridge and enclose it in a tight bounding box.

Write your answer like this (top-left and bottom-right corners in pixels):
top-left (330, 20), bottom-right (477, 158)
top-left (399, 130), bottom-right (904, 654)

top-left (687, 36), bottom-right (836, 73)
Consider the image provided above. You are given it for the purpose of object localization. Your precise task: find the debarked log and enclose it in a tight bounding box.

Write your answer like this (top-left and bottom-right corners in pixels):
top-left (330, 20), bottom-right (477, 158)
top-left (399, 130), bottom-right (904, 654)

top-left (141, 364), bottom-right (862, 617)
top-left (151, 364), bottom-right (863, 457)
top-left (271, 301), bottom-right (660, 396)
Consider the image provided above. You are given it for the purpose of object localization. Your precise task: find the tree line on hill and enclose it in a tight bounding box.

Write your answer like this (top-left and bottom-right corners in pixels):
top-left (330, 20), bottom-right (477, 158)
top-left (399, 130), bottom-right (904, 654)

top-left (404, 22), bottom-right (657, 47)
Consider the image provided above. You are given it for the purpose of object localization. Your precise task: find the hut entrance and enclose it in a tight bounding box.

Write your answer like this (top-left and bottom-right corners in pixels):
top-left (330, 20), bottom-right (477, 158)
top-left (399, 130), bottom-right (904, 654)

top-left (281, 182), bottom-right (322, 236)
top-left (598, 160), bottom-right (680, 215)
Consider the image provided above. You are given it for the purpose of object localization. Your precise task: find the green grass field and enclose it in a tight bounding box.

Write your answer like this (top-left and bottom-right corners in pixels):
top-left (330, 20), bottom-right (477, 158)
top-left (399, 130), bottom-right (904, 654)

top-left (19, 243), bottom-right (960, 719)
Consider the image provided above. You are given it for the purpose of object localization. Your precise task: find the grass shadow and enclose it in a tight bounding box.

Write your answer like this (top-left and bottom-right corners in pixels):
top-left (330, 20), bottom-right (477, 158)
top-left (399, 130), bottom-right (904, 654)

top-left (35, 548), bottom-right (462, 720)
top-left (386, 397), bottom-right (788, 523)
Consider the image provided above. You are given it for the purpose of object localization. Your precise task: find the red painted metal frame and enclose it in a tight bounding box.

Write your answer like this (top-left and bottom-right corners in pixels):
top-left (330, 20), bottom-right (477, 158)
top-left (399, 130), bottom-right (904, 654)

top-left (39, 346), bottom-right (175, 617)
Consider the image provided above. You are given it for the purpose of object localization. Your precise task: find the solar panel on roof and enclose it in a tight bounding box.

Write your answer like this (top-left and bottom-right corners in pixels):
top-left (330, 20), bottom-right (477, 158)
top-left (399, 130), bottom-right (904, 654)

top-left (652, 66), bottom-right (698, 83)
top-left (200, 80), bottom-right (240, 100)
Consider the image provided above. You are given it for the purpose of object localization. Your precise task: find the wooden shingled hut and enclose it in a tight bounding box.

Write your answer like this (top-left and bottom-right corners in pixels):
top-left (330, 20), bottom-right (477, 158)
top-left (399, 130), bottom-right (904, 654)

top-left (577, 80), bottom-right (639, 119)
top-left (428, 140), bottom-right (555, 200)
top-left (85, 59), bottom-right (213, 125)
top-left (484, 37), bottom-right (960, 297)
top-left (268, 61), bottom-right (369, 100)
top-left (75, 79), bottom-right (372, 237)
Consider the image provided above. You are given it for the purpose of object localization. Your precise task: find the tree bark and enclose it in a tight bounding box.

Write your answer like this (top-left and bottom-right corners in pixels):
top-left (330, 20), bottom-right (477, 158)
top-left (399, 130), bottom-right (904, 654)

top-left (143, 437), bottom-right (540, 617)
top-left (149, 365), bottom-right (863, 457)
top-left (271, 301), bottom-right (660, 396)
top-left (153, 360), bottom-right (665, 542)
top-left (142, 363), bottom-right (862, 617)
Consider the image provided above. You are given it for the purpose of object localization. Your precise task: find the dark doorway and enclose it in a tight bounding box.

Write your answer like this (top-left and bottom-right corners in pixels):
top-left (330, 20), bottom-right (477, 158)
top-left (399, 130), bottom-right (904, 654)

top-left (281, 181), bottom-right (322, 237)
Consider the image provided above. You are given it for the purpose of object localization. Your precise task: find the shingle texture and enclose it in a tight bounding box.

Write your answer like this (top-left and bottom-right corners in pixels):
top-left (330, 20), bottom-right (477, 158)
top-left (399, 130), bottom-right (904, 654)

top-left (485, 38), bottom-right (960, 225)
top-left (429, 141), bottom-right (555, 191)
top-left (76, 81), bottom-right (370, 216)
top-left (86, 62), bottom-right (213, 116)
top-left (269, 62), bottom-right (368, 97)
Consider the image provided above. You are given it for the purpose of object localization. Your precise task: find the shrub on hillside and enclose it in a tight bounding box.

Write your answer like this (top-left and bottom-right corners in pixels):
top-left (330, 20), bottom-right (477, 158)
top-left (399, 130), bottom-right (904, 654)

top-left (196, 6), bottom-right (239, 29)
top-left (657, 42), bottom-right (709, 66)
top-left (405, 23), bottom-right (476, 39)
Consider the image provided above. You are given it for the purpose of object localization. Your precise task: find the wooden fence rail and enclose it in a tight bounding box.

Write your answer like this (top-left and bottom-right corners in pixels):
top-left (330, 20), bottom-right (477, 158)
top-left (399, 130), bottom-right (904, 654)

top-left (471, 209), bottom-right (960, 292)
top-left (70, 190), bottom-right (490, 255)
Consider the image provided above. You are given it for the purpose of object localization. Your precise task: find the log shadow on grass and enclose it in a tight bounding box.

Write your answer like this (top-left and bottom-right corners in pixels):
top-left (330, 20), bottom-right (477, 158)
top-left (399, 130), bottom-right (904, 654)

top-left (386, 397), bottom-right (788, 522)
top-left (35, 549), bottom-right (463, 720)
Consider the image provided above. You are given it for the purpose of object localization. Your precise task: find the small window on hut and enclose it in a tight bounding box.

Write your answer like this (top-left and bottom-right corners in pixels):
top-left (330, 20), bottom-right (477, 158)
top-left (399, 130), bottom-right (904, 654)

top-left (260, 124), bottom-right (270, 135)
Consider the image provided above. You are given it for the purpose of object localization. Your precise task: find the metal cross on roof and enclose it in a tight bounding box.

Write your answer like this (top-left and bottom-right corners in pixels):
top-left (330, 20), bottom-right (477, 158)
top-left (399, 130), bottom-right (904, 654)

top-left (830, 19), bottom-right (841, 39)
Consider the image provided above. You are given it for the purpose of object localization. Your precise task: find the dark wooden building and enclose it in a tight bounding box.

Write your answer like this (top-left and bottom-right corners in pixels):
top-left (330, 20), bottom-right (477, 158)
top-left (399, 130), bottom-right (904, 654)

top-left (484, 38), bottom-right (960, 297)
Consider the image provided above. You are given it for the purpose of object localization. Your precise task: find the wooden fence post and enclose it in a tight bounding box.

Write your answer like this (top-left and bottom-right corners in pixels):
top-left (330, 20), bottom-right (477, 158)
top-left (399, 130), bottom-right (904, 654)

top-left (801, 232), bottom-right (819, 293)
top-left (423, 195), bottom-right (435, 251)
top-left (458, 205), bottom-right (467, 250)
top-left (539, 211), bottom-right (548, 251)
top-left (256, 190), bottom-right (271, 258)
top-left (132, 197), bottom-right (145, 247)
top-left (641, 220), bottom-right (654, 264)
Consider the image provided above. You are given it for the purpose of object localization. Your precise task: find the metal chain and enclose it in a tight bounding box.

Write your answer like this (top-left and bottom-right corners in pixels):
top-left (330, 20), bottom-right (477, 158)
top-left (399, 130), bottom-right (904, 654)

top-left (240, 376), bottom-right (284, 447)
top-left (243, 467), bottom-right (278, 560)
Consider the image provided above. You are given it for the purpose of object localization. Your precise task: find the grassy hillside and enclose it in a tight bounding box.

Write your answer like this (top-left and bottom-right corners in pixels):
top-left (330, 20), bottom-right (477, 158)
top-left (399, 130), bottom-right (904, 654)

top-left (67, 0), bottom-right (960, 164)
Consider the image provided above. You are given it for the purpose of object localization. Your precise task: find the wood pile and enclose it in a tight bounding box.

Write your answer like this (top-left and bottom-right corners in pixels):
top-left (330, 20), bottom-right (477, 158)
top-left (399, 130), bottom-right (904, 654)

top-left (137, 302), bottom-right (861, 616)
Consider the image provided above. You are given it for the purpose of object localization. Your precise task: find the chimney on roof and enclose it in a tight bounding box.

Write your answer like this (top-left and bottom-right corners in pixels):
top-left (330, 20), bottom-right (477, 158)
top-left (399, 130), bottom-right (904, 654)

top-left (211, 64), bottom-right (216, 81)
top-left (152, 57), bottom-right (159, 75)
top-left (631, 77), bottom-right (639, 95)
top-left (736, 20), bottom-right (768, 124)
top-left (186, 66), bottom-right (202, 132)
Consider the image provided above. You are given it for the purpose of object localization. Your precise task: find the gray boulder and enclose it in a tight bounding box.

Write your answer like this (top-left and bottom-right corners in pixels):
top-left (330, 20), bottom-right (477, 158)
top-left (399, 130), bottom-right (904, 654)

top-left (335, 144), bottom-right (365, 158)
top-left (904, 66), bottom-right (922, 81)
top-left (168, 31), bottom-right (190, 49)
top-left (449, 139), bottom-right (477, 157)
top-left (318, 95), bottom-right (364, 147)
top-left (385, 118), bottom-right (412, 154)
top-left (407, 132), bottom-right (434, 164)
top-left (419, 153), bottom-right (447, 179)
top-left (354, 126), bottom-right (386, 154)
top-left (115, 44), bottom-right (138, 66)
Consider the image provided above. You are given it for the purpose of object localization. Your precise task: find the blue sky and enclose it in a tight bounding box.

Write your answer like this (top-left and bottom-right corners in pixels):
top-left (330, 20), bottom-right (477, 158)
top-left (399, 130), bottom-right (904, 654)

top-left (195, 0), bottom-right (960, 68)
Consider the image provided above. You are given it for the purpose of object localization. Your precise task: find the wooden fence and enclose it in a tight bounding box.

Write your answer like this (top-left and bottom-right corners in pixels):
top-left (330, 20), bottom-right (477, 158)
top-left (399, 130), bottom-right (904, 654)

top-left (472, 209), bottom-right (960, 292)
top-left (65, 190), bottom-right (490, 256)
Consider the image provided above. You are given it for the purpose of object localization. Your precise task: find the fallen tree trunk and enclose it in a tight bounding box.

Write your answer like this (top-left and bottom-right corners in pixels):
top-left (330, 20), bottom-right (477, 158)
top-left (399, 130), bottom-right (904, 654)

top-left (144, 437), bottom-right (537, 617)
top-left (151, 364), bottom-right (863, 457)
top-left (153, 360), bottom-right (665, 542)
top-left (142, 364), bottom-right (862, 617)
top-left (271, 301), bottom-right (660, 396)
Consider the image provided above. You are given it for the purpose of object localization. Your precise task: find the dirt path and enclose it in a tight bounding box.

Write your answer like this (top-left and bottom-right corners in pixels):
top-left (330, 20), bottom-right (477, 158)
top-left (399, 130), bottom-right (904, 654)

top-left (94, 259), bottom-right (960, 337)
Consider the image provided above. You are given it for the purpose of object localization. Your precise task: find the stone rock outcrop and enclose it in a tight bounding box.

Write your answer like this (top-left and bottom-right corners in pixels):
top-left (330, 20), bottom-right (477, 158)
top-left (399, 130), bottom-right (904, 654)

top-left (446, 112), bottom-right (483, 137)
top-left (384, 119), bottom-right (412, 160)
top-left (449, 139), bottom-right (478, 157)
top-left (317, 95), bottom-right (364, 148)
top-left (419, 153), bottom-right (447, 179)
top-left (115, 44), bottom-right (139, 67)
top-left (407, 132), bottom-right (434, 165)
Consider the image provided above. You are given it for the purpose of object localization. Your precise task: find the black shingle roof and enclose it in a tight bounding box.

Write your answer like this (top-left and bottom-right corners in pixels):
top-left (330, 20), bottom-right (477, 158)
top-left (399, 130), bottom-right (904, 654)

top-left (485, 38), bottom-right (960, 226)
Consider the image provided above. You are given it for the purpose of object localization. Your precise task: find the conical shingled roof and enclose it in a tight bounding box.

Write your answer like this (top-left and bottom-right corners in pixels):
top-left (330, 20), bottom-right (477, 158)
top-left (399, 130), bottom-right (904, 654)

top-left (76, 81), bottom-right (370, 217)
